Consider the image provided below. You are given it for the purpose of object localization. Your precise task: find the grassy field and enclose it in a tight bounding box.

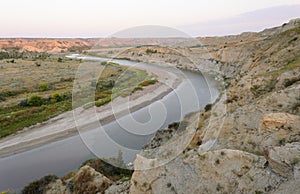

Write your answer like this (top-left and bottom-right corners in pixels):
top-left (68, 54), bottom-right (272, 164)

top-left (0, 54), bottom-right (157, 138)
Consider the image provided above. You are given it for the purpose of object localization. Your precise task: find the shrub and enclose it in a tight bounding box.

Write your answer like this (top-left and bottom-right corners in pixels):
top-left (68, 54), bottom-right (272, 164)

top-left (139, 79), bottom-right (158, 87)
top-left (0, 90), bottom-right (24, 98)
top-left (21, 175), bottom-right (58, 194)
top-left (247, 139), bottom-right (256, 147)
top-left (28, 95), bottom-right (43, 106)
top-left (133, 86), bottom-right (143, 92)
top-left (293, 157), bottom-right (300, 165)
top-left (95, 96), bottom-right (111, 107)
top-left (38, 83), bottom-right (50, 92)
top-left (168, 122), bottom-right (179, 129)
top-left (284, 77), bottom-right (300, 87)
top-left (146, 49), bottom-right (158, 54)
top-left (204, 104), bottom-right (212, 112)
top-left (51, 93), bottom-right (63, 103)
top-left (279, 138), bottom-right (286, 145)
top-left (19, 98), bottom-right (28, 107)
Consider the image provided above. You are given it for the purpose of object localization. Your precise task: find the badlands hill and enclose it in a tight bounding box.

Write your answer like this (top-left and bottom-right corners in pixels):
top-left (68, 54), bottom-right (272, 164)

top-left (0, 37), bottom-right (191, 53)
top-left (127, 18), bottom-right (300, 194)
top-left (0, 38), bottom-right (92, 53)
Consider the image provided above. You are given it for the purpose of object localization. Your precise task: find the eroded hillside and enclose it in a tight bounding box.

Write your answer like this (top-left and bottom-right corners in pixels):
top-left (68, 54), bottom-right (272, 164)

top-left (128, 19), bottom-right (300, 194)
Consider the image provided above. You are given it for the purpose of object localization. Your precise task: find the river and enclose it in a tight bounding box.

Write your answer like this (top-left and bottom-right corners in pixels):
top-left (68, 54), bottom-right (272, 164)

top-left (0, 57), bottom-right (219, 192)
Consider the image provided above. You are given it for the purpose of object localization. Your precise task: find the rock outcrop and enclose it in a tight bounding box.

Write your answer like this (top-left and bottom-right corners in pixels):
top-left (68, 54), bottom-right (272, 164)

top-left (23, 158), bottom-right (133, 194)
top-left (45, 165), bottom-right (112, 194)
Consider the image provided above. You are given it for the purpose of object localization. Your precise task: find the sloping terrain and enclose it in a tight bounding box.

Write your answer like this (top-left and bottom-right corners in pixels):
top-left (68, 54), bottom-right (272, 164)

top-left (17, 19), bottom-right (300, 193)
top-left (128, 19), bottom-right (300, 194)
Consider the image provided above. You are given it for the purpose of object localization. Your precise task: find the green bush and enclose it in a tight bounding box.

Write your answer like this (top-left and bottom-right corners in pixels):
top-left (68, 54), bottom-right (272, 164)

top-left (139, 79), bottom-right (158, 87)
top-left (19, 98), bottom-right (28, 107)
top-left (51, 93), bottom-right (63, 103)
top-left (28, 95), bottom-right (43, 106)
top-left (204, 104), bottom-right (212, 112)
top-left (95, 96), bottom-right (111, 107)
top-left (21, 175), bottom-right (58, 194)
top-left (38, 83), bottom-right (50, 92)
top-left (133, 86), bottom-right (143, 92)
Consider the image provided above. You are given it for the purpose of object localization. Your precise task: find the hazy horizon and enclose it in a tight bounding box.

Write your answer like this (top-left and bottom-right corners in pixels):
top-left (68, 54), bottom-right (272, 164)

top-left (0, 1), bottom-right (300, 38)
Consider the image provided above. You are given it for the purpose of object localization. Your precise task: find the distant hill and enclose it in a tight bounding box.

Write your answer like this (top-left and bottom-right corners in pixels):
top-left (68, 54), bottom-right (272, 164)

top-left (0, 38), bottom-right (92, 53)
top-left (0, 37), bottom-right (195, 52)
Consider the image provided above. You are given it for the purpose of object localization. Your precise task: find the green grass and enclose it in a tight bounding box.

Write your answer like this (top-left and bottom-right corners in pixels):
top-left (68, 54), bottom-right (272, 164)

top-left (0, 101), bottom-right (71, 138)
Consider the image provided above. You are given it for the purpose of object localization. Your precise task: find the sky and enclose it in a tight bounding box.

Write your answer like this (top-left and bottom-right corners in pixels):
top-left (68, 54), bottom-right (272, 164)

top-left (0, 0), bottom-right (299, 37)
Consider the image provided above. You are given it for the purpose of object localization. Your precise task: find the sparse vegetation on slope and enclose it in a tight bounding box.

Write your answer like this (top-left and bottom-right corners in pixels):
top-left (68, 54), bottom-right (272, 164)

top-left (129, 19), bottom-right (300, 194)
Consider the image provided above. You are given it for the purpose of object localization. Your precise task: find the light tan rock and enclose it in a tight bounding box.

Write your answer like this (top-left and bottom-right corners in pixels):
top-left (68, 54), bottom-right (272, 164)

top-left (45, 180), bottom-right (70, 194)
top-left (46, 165), bottom-right (112, 194)
top-left (265, 143), bottom-right (300, 178)
top-left (105, 180), bottom-right (130, 194)
top-left (130, 149), bottom-right (285, 194)
top-left (260, 113), bottom-right (297, 130)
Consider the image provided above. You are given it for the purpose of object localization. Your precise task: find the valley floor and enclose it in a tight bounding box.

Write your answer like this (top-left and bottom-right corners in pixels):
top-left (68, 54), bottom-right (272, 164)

top-left (0, 66), bottom-right (180, 157)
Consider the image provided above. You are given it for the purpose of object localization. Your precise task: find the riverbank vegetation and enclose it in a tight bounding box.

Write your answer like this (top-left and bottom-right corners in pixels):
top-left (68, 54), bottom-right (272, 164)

top-left (0, 53), bottom-right (157, 138)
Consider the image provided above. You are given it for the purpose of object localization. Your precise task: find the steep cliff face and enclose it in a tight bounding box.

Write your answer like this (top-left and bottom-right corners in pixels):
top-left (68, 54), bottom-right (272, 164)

top-left (130, 19), bottom-right (300, 194)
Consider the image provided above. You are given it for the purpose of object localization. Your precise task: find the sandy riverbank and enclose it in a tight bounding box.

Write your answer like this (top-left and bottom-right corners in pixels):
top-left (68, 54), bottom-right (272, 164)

top-left (0, 67), bottom-right (181, 158)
